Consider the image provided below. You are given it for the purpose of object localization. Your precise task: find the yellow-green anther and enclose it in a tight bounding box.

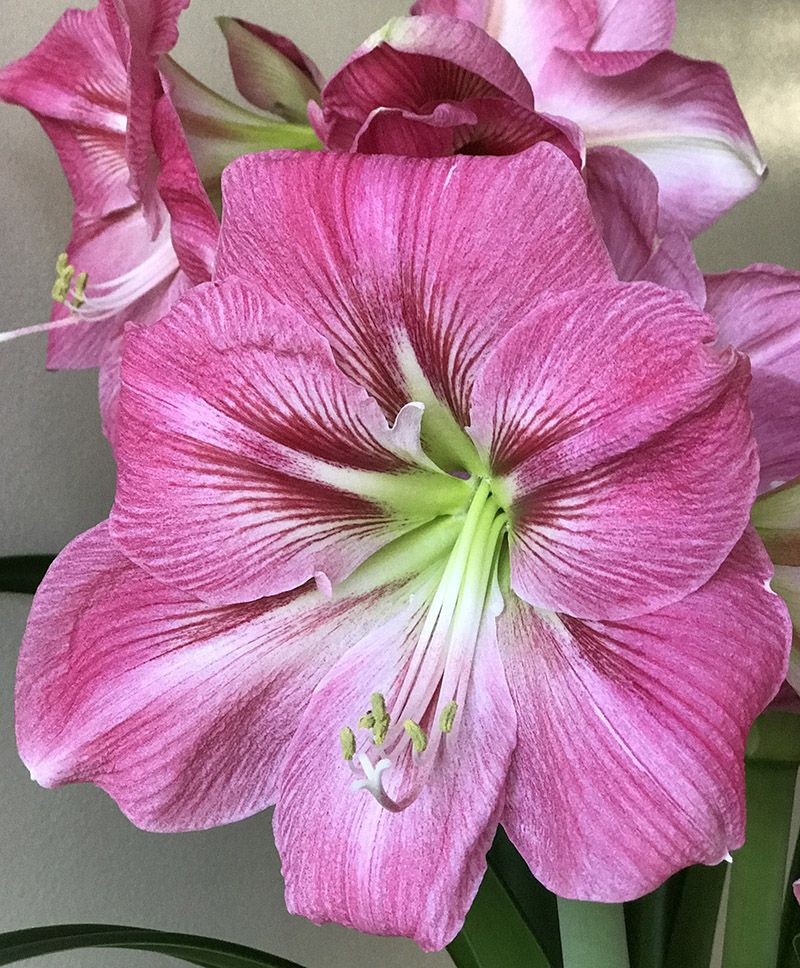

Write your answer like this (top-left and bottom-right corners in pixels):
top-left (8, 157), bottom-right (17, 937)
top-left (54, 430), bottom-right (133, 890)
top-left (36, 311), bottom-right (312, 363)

top-left (403, 719), bottom-right (428, 753)
top-left (373, 714), bottom-right (390, 746)
top-left (358, 713), bottom-right (376, 731)
top-left (439, 701), bottom-right (458, 734)
top-left (339, 726), bottom-right (356, 761)
top-left (51, 253), bottom-right (77, 303)
top-left (71, 271), bottom-right (88, 309)
top-left (370, 693), bottom-right (387, 721)
top-left (370, 693), bottom-right (390, 745)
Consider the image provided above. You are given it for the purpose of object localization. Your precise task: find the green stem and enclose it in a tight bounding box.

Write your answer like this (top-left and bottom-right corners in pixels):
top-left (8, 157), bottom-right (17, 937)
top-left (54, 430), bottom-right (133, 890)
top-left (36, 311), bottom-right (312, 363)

top-left (721, 759), bottom-right (797, 968)
top-left (557, 900), bottom-right (630, 968)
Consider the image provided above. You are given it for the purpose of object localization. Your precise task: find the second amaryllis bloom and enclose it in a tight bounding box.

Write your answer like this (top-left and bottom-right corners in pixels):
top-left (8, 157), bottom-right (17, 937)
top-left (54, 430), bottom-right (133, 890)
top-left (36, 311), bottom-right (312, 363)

top-left (16, 147), bottom-right (789, 950)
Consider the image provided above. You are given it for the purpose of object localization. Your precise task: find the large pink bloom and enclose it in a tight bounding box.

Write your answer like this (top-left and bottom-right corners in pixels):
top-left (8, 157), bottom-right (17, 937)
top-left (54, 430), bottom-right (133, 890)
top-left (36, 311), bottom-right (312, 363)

top-left (17, 148), bottom-right (789, 949)
top-left (407, 1), bottom-right (764, 237)
top-left (0, 2), bottom-right (217, 443)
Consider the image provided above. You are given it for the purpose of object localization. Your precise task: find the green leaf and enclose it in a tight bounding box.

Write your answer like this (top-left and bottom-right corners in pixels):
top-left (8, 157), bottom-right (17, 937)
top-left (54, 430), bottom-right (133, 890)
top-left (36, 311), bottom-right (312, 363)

top-left (721, 760), bottom-right (797, 968)
top-left (0, 556), bottom-right (55, 594)
top-left (0, 924), bottom-right (308, 968)
top-left (625, 875), bottom-right (686, 968)
top-left (663, 863), bottom-right (726, 968)
top-left (448, 866), bottom-right (553, 968)
top-left (488, 828), bottom-right (562, 967)
top-left (779, 835), bottom-right (800, 966)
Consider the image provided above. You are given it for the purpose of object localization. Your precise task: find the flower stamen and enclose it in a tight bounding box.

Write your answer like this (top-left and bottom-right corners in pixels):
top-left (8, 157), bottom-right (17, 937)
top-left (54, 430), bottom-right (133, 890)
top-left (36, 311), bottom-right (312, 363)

top-left (339, 726), bottom-right (356, 761)
top-left (346, 476), bottom-right (508, 812)
top-left (403, 719), bottom-right (428, 753)
top-left (370, 692), bottom-right (391, 745)
top-left (439, 700), bottom-right (458, 733)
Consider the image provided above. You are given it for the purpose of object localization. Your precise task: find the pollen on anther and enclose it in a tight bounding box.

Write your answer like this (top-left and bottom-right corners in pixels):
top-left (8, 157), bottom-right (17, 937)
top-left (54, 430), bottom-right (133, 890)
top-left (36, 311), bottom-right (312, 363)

top-left (403, 719), bottom-right (428, 753)
top-left (72, 271), bottom-right (89, 309)
top-left (439, 701), bottom-right (458, 733)
top-left (370, 692), bottom-right (391, 745)
top-left (339, 726), bottom-right (356, 761)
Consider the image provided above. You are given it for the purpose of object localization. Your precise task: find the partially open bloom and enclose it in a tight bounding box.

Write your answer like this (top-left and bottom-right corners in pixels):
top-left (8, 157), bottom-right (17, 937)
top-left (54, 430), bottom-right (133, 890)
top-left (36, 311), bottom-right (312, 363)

top-left (302, 8), bottom-right (761, 290)
top-left (17, 148), bottom-right (789, 949)
top-left (408, 0), bottom-right (765, 237)
top-left (0, 3), bottom-right (320, 443)
top-left (0, 2), bottom-right (216, 441)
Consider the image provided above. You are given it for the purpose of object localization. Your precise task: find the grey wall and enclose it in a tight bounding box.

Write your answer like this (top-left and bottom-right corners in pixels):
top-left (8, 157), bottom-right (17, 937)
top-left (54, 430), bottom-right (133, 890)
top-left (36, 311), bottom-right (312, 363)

top-left (0, 1), bottom-right (798, 966)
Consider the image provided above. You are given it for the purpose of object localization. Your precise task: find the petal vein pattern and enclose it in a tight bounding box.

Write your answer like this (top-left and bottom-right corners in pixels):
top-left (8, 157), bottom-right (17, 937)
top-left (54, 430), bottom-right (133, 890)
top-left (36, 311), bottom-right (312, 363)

top-left (111, 281), bottom-right (473, 606)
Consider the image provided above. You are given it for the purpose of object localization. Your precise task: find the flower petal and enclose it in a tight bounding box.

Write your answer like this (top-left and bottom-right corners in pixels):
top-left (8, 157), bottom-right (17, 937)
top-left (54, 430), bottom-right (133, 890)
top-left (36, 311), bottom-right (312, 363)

top-left (586, 147), bottom-right (704, 303)
top-left (587, 0), bottom-right (675, 55)
top-left (705, 265), bottom-right (800, 493)
top-left (586, 147), bottom-right (658, 280)
top-left (217, 17), bottom-right (322, 122)
top-left (468, 283), bottom-right (757, 619)
top-left (321, 15), bottom-right (536, 152)
top-left (353, 97), bottom-right (583, 161)
top-left (536, 50), bottom-right (765, 236)
top-left (0, 5), bottom-right (131, 219)
top-left (274, 572), bottom-right (515, 951)
top-left (152, 95), bottom-right (218, 285)
top-left (410, 0), bottom-right (488, 25)
top-left (17, 521), bottom-right (452, 831)
top-left (413, 0), bottom-right (597, 87)
top-left (100, 0), bottom-right (190, 228)
top-left (216, 146), bottom-right (614, 465)
top-left (499, 528), bottom-right (789, 900)
top-left (46, 209), bottom-right (185, 371)
top-left (111, 280), bottom-right (470, 605)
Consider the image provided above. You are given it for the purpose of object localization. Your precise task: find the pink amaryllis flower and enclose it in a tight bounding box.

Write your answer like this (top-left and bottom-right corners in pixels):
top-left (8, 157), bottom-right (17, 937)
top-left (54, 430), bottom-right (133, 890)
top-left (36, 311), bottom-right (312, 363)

top-left (0, 1), bottom-right (217, 443)
top-left (0, 4), bottom-right (319, 443)
top-left (17, 147), bottom-right (789, 949)
top-left (409, 1), bottom-right (765, 238)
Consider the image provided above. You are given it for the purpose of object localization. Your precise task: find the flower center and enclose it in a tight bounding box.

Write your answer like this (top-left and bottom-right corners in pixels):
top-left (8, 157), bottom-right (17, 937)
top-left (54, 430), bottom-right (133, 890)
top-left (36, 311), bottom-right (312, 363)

top-left (341, 478), bottom-right (508, 812)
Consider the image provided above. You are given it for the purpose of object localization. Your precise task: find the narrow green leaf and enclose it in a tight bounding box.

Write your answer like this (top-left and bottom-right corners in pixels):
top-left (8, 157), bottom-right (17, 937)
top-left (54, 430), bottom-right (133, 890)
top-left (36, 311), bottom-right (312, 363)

top-left (448, 867), bottom-right (552, 968)
top-left (488, 828), bottom-right (562, 967)
top-left (664, 863), bottom-right (727, 968)
top-left (0, 924), bottom-right (307, 968)
top-left (625, 874), bottom-right (686, 968)
top-left (0, 556), bottom-right (55, 594)
top-left (721, 760), bottom-right (797, 968)
top-left (779, 835), bottom-right (800, 966)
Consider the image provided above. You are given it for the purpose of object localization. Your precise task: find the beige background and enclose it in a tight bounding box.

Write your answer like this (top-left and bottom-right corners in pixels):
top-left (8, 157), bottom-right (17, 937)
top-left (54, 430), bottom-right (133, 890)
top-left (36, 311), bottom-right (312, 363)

top-left (0, 1), bottom-right (798, 966)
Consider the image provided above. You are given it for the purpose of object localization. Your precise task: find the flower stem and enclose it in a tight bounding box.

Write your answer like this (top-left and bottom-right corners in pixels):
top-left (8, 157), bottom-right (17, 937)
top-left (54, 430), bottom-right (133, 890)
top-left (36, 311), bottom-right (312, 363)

top-left (557, 899), bottom-right (630, 968)
top-left (721, 759), bottom-right (797, 968)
